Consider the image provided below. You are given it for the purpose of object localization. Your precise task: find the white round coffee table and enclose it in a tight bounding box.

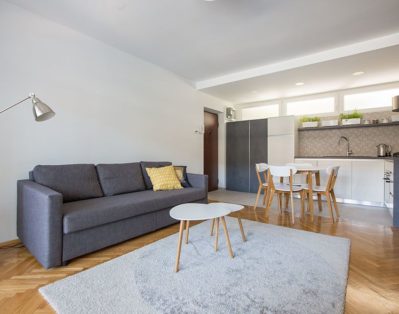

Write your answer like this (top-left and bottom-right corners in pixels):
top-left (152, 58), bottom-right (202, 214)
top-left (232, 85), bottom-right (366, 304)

top-left (208, 203), bottom-right (246, 242)
top-left (170, 203), bottom-right (233, 272)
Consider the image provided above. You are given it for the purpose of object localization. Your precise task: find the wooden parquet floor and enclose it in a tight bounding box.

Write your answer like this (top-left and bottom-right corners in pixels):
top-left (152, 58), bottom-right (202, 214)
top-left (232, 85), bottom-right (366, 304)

top-left (0, 204), bottom-right (398, 313)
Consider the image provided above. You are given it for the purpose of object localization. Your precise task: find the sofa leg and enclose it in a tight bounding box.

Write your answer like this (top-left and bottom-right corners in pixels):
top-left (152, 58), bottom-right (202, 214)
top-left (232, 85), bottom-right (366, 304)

top-left (62, 261), bottom-right (68, 266)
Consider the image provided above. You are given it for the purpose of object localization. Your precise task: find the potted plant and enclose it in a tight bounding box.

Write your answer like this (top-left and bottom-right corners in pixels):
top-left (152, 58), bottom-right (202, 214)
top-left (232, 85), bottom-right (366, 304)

top-left (300, 116), bottom-right (320, 128)
top-left (339, 110), bottom-right (363, 125)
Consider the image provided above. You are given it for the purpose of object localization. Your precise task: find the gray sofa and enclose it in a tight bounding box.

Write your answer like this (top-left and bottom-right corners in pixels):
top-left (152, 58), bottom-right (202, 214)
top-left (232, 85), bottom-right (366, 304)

top-left (17, 162), bottom-right (208, 269)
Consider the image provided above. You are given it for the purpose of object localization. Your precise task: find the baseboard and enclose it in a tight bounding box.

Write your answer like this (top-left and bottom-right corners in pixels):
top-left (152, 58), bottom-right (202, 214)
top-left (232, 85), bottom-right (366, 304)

top-left (0, 239), bottom-right (21, 248)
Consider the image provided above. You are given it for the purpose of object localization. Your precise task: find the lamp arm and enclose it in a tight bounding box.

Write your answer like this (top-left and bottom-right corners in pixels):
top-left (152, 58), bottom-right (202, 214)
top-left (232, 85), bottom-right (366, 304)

top-left (0, 96), bottom-right (31, 115)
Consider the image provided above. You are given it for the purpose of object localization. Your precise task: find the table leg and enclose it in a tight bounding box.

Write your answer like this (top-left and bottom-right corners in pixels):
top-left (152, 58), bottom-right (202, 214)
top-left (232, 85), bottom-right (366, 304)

top-left (175, 220), bottom-right (185, 272)
top-left (237, 217), bottom-right (246, 242)
top-left (315, 171), bottom-right (323, 212)
top-left (215, 218), bottom-right (220, 251)
top-left (221, 216), bottom-right (234, 258)
top-left (210, 218), bottom-right (215, 236)
top-left (308, 172), bottom-right (314, 222)
top-left (185, 221), bottom-right (190, 244)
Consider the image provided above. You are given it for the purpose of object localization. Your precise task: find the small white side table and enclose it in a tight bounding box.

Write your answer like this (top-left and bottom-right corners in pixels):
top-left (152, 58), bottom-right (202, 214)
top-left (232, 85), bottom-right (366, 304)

top-left (209, 203), bottom-right (246, 242)
top-left (170, 203), bottom-right (233, 272)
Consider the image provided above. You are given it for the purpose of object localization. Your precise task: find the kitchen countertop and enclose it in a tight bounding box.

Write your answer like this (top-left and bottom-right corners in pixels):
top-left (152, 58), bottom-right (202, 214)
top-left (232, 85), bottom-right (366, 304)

top-left (295, 156), bottom-right (394, 160)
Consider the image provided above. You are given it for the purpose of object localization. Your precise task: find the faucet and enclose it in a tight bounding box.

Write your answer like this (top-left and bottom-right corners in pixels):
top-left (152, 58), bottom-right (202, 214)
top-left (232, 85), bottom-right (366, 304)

top-left (338, 136), bottom-right (353, 156)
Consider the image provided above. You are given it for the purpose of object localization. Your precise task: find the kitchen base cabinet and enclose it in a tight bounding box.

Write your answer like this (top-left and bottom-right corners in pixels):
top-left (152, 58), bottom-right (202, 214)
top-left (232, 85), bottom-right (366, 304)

top-left (295, 158), bottom-right (385, 206)
top-left (352, 160), bottom-right (384, 203)
top-left (318, 160), bottom-right (352, 200)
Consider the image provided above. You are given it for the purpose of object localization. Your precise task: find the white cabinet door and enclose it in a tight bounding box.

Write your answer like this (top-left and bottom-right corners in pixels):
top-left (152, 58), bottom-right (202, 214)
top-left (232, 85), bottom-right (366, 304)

top-left (317, 160), bottom-right (352, 199)
top-left (268, 116), bottom-right (295, 136)
top-left (351, 160), bottom-right (384, 203)
top-left (268, 134), bottom-right (295, 166)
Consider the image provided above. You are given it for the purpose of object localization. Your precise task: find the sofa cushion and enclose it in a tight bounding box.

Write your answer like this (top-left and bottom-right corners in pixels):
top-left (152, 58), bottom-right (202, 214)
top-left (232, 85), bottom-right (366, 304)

top-left (33, 164), bottom-right (103, 202)
top-left (140, 161), bottom-right (172, 189)
top-left (62, 187), bottom-right (206, 234)
top-left (145, 165), bottom-right (183, 191)
top-left (96, 163), bottom-right (145, 196)
top-left (174, 166), bottom-right (191, 188)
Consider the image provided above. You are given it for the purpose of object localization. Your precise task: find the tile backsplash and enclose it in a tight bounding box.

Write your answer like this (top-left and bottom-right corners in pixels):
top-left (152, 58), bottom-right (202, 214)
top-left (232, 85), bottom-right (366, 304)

top-left (298, 111), bottom-right (399, 157)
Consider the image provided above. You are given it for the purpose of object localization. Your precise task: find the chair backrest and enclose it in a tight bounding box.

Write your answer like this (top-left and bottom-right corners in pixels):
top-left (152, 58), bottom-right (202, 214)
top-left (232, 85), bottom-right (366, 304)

top-left (269, 165), bottom-right (297, 177)
top-left (255, 163), bottom-right (268, 172)
top-left (255, 163), bottom-right (269, 185)
top-left (326, 166), bottom-right (339, 191)
top-left (286, 163), bottom-right (312, 169)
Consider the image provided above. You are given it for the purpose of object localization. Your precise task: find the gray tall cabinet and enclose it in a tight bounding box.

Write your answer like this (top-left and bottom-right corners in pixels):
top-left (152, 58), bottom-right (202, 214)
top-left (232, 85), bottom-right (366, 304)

top-left (226, 119), bottom-right (268, 193)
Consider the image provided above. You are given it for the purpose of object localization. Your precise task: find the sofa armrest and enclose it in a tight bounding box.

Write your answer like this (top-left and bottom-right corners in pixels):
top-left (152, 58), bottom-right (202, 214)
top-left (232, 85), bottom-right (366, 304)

top-left (17, 180), bottom-right (63, 268)
top-left (187, 173), bottom-right (208, 190)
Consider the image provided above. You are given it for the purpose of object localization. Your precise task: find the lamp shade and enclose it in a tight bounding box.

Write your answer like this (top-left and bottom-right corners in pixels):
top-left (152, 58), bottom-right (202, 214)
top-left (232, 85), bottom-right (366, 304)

top-left (31, 95), bottom-right (55, 121)
top-left (393, 95), bottom-right (399, 112)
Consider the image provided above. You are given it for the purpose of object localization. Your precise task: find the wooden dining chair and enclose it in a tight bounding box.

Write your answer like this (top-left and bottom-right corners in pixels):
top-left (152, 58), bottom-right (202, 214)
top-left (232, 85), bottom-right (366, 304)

top-left (266, 166), bottom-right (305, 224)
top-left (253, 163), bottom-right (269, 211)
top-left (303, 166), bottom-right (340, 222)
top-left (284, 162), bottom-right (313, 208)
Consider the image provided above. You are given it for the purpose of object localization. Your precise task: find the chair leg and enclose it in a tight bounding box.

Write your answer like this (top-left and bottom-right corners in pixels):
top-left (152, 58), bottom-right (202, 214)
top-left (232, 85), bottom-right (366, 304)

top-left (277, 193), bottom-right (282, 214)
top-left (266, 189), bottom-right (275, 213)
top-left (300, 191), bottom-right (305, 220)
top-left (263, 187), bottom-right (269, 207)
top-left (253, 185), bottom-right (262, 211)
top-left (285, 193), bottom-right (289, 210)
top-left (325, 192), bottom-right (335, 223)
top-left (331, 190), bottom-right (340, 218)
top-left (290, 192), bottom-right (295, 224)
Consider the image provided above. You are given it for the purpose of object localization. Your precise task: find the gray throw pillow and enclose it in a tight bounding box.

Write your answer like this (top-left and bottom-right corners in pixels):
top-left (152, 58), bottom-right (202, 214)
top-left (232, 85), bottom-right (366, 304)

top-left (140, 161), bottom-right (172, 189)
top-left (96, 163), bottom-right (146, 196)
top-left (33, 164), bottom-right (103, 202)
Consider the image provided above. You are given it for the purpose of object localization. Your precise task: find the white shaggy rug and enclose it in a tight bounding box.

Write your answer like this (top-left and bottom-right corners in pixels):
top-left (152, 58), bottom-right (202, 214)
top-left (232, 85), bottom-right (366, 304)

top-left (40, 217), bottom-right (350, 314)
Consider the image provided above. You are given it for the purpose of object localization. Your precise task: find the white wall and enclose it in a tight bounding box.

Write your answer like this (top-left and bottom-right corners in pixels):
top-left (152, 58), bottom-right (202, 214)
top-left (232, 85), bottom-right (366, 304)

top-left (0, 2), bottom-right (228, 242)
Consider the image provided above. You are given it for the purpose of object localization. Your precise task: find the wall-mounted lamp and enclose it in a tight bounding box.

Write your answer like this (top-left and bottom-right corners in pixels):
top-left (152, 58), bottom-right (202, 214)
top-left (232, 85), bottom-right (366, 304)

top-left (1, 93), bottom-right (56, 121)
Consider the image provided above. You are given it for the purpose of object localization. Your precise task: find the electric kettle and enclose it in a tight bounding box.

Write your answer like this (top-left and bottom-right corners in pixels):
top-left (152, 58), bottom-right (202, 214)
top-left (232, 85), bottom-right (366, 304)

top-left (376, 144), bottom-right (392, 157)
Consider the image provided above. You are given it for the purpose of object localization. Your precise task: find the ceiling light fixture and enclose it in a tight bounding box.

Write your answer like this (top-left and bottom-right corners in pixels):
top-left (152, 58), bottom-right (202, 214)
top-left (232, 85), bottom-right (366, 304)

top-left (352, 71), bottom-right (365, 76)
top-left (295, 82), bottom-right (305, 86)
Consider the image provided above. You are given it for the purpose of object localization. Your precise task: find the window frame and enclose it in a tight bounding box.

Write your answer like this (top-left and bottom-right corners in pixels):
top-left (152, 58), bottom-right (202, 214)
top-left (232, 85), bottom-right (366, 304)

top-left (238, 102), bottom-right (281, 121)
top-left (285, 95), bottom-right (336, 117)
top-left (342, 87), bottom-right (399, 113)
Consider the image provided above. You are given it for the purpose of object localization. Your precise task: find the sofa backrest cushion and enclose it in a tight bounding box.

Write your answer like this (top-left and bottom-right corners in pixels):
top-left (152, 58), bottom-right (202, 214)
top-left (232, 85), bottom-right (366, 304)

top-left (140, 161), bottom-right (172, 189)
top-left (96, 163), bottom-right (146, 196)
top-left (33, 164), bottom-right (103, 202)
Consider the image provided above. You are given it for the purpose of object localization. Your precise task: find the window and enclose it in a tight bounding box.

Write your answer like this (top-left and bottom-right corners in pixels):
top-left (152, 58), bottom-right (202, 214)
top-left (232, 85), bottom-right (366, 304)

top-left (240, 104), bottom-right (279, 120)
top-left (344, 88), bottom-right (399, 111)
top-left (286, 97), bottom-right (335, 116)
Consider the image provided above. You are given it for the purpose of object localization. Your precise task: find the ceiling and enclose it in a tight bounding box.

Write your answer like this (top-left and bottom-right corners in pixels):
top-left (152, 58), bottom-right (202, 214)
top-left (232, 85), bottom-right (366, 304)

top-left (7, 0), bottom-right (399, 84)
top-left (202, 45), bottom-right (399, 104)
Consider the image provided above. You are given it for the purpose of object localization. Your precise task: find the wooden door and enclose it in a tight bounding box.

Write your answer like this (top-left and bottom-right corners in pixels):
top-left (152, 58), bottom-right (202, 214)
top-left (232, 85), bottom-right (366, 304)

top-left (204, 111), bottom-right (218, 191)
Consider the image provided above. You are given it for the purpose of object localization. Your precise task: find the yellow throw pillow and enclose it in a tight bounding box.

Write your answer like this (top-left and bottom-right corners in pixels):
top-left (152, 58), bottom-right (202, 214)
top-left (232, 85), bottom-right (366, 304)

top-left (146, 165), bottom-right (183, 191)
